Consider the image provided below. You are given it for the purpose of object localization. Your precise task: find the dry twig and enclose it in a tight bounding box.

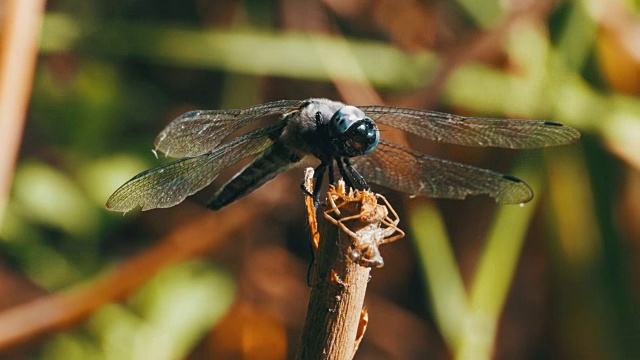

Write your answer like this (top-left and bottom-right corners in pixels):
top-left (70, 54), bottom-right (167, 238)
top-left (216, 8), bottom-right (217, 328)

top-left (296, 169), bottom-right (404, 359)
top-left (0, 0), bottom-right (46, 220)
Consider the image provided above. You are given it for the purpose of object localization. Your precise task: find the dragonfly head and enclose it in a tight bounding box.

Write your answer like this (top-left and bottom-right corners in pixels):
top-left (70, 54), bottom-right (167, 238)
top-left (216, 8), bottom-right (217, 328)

top-left (329, 106), bottom-right (379, 157)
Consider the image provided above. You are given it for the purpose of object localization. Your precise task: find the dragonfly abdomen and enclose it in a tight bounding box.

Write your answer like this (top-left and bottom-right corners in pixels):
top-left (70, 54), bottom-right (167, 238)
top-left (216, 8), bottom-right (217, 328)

top-left (207, 140), bottom-right (303, 210)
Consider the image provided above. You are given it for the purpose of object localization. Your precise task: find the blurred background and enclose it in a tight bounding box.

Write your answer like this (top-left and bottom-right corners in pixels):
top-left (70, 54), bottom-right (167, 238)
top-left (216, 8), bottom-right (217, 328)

top-left (0, 0), bottom-right (639, 359)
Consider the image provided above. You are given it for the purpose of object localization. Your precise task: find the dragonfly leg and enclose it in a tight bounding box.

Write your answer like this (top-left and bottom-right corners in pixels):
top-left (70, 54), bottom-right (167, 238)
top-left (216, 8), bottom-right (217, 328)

top-left (311, 162), bottom-right (328, 207)
top-left (299, 182), bottom-right (313, 198)
top-left (335, 158), bottom-right (356, 189)
top-left (328, 161), bottom-right (336, 185)
top-left (340, 158), bottom-right (369, 190)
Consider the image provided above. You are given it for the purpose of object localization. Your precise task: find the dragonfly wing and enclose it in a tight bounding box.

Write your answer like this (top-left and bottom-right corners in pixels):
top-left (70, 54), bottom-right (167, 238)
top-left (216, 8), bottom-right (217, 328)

top-left (155, 100), bottom-right (304, 157)
top-left (360, 106), bottom-right (580, 149)
top-left (351, 140), bottom-right (533, 204)
top-left (106, 123), bottom-right (286, 212)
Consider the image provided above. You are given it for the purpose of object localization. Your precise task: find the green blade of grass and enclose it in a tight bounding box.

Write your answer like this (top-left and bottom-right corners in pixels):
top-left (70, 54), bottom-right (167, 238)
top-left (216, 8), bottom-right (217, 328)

top-left (457, 159), bottom-right (541, 360)
top-left (39, 13), bottom-right (439, 91)
top-left (411, 203), bottom-right (468, 349)
top-left (412, 156), bottom-right (542, 358)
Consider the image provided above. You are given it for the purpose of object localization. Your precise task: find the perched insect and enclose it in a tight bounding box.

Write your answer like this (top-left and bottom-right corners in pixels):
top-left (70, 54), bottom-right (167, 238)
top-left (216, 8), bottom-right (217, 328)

top-left (106, 98), bottom-right (580, 212)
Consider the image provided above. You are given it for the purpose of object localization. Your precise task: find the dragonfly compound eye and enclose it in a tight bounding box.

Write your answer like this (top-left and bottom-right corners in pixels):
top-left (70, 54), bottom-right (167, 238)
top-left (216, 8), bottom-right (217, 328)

top-left (329, 106), bottom-right (380, 157)
top-left (330, 106), bottom-right (366, 134)
top-left (344, 118), bottom-right (379, 155)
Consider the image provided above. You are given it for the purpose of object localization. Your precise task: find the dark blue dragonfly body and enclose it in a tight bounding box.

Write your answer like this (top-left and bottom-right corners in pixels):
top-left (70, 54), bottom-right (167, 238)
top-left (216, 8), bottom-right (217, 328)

top-left (106, 98), bottom-right (580, 212)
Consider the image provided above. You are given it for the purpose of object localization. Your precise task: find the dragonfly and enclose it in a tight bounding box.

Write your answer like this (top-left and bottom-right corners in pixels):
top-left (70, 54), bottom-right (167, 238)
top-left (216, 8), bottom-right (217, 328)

top-left (106, 98), bottom-right (580, 212)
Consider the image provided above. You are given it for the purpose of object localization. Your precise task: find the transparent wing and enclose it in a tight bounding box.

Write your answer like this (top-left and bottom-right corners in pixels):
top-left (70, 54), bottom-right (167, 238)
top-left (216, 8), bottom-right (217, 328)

top-left (351, 140), bottom-right (533, 204)
top-left (360, 106), bottom-right (580, 149)
top-left (106, 123), bottom-right (286, 212)
top-left (155, 100), bottom-right (304, 157)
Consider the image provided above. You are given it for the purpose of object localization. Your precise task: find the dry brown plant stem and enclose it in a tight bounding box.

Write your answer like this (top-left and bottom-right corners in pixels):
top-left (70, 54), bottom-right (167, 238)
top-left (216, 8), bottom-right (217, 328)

top-left (0, 0), bottom-right (46, 220)
top-left (297, 171), bottom-right (403, 359)
top-left (296, 193), bottom-right (370, 359)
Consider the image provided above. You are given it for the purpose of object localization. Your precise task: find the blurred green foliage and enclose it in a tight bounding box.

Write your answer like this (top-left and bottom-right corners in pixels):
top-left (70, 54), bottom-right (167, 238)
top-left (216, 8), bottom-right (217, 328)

top-left (42, 261), bottom-right (235, 360)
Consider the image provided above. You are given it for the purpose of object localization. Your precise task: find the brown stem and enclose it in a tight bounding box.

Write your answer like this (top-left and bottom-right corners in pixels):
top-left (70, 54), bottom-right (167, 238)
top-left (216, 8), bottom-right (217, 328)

top-left (296, 207), bottom-right (370, 360)
top-left (296, 173), bottom-right (403, 359)
top-left (0, 0), bottom-right (46, 218)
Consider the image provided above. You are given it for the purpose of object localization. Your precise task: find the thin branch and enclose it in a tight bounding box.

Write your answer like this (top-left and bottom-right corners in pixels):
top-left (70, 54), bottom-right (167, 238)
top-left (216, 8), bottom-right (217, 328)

top-left (0, 0), bottom-right (46, 221)
top-left (296, 170), bottom-right (404, 359)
